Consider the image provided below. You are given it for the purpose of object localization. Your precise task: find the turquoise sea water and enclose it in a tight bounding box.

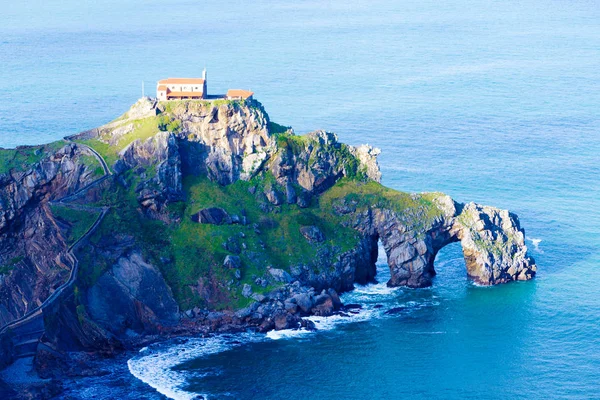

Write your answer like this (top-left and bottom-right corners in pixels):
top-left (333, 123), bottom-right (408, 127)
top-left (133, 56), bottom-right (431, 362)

top-left (2, 1), bottom-right (600, 398)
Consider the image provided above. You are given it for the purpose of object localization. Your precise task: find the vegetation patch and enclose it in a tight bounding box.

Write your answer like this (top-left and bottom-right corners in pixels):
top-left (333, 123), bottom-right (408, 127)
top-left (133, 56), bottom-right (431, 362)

top-left (320, 179), bottom-right (445, 234)
top-left (50, 205), bottom-right (101, 246)
top-left (0, 256), bottom-right (24, 275)
top-left (79, 154), bottom-right (104, 178)
top-left (0, 142), bottom-right (65, 175)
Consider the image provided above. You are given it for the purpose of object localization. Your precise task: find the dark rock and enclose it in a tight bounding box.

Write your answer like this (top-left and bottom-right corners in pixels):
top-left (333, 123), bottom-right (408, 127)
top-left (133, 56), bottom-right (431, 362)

top-left (255, 278), bottom-right (268, 287)
top-left (223, 255), bottom-right (241, 270)
top-left (296, 190), bottom-right (311, 208)
top-left (274, 311), bottom-right (300, 330)
top-left (385, 307), bottom-right (407, 315)
top-left (265, 187), bottom-right (283, 205)
top-left (344, 303), bottom-right (362, 310)
top-left (192, 207), bottom-right (232, 225)
top-left (224, 237), bottom-right (241, 254)
top-left (311, 293), bottom-right (334, 316)
top-left (327, 288), bottom-right (342, 310)
top-left (293, 293), bottom-right (313, 313)
top-left (300, 225), bottom-right (325, 243)
top-left (284, 300), bottom-right (298, 314)
top-left (300, 319), bottom-right (316, 331)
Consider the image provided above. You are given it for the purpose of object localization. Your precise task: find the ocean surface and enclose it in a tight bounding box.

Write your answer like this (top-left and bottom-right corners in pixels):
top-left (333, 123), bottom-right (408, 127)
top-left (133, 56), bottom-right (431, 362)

top-left (2, 0), bottom-right (600, 398)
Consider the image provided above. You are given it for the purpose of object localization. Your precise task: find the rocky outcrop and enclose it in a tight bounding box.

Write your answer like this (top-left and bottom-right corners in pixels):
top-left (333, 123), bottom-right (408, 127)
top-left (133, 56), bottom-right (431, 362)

top-left (0, 144), bottom-right (101, 325)
top-left (453, 202), bottom-right (536, 284)
top-left (346, 194), bottom-right (536, 288)
top-left (86, 250), bottom-right (180, 337)
top-left (192, 207), bottom-right (232, 225)
top-left (270, 130), bottom-right (381, 195)
top-left (165, 100), bottom-right (273, 184)
top-left (115, 131), bottom-right (183, 220)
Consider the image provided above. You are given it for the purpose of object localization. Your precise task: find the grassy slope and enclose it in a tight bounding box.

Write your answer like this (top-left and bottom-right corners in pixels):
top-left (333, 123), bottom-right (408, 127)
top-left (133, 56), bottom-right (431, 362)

top-left (76, 171), bottom-right (444, 312)
top-left (0, 142), bottom-right (65, 175)
top-left (74, 116), bottom-right (163, 169)
top-left (320, 179), bottom-right (445, 236)
top-left (50, 205), bottom-right (101, 247)
top-left (77, 167), bottom-right (361, 310)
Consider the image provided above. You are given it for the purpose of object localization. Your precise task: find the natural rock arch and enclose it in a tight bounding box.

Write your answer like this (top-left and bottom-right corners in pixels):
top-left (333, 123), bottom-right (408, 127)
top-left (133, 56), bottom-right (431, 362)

top-left (358, 195), bottom-right (537, 288)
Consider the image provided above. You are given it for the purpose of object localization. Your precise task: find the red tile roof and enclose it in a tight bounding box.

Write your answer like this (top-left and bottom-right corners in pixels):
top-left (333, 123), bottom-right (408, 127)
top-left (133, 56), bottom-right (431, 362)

top-left (159, 78), bottom-right (205, 85)
top-left (227, 89), bottom-right (254, 99)
top-left (157, 85), bottom-right (168, 91)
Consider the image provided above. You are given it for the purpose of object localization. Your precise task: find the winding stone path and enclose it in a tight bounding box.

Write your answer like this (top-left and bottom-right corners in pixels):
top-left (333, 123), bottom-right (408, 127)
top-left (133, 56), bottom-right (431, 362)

top-left (0, 143), bottom-right (111, 365)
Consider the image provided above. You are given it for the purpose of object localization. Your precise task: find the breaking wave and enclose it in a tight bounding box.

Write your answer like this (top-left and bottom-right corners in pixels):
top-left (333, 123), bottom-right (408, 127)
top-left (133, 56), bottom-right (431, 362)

top-left (128, 253), bottom-right (438, 399)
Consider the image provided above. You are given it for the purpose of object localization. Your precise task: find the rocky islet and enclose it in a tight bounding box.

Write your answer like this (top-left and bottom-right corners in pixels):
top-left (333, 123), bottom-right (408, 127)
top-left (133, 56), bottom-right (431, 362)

top-left (0, 97), bottom-right (536, 380)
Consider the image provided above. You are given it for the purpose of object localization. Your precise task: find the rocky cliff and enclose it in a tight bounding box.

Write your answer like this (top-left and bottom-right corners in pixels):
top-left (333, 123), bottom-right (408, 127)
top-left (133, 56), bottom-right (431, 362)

top-left (0, 97), bottom-right (536, 376)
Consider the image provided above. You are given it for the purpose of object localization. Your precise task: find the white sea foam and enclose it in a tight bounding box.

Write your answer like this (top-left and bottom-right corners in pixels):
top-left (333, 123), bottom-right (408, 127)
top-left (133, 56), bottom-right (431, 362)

top-left (266, 327), bottom-right (312, 340)
top-left (128, 256), bottom-right (433, 399)
top-left (306, 307), bottom-right (378, 331)
top-left (127, 333), bottom-right (263, 400)
top-left (527, 237), bottom-right (543, 253)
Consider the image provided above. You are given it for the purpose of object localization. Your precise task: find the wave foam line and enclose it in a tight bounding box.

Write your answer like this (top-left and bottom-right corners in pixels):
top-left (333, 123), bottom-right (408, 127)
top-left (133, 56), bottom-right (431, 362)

top-left (127, 333), bottom-right (262, 400)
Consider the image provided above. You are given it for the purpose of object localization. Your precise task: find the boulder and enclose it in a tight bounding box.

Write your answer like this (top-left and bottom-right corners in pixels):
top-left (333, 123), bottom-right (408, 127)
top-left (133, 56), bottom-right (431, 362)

top-left (311, 292), bottom-right (334, 316)
top-left (242, 284), bottom-right (253, 298)
top-left (284, 300), bottom-right (298, 314)
top-left (265, 188), bottom-right (283, 205)
top-left (296, 190), bottom-right (311, 208)
top-left (267, 267), bottom-right (293, 283)
top-left (293, 293), bottom-right (313, 314)
top-left (192, 207), bottom-right (232, 225)
top-left (300, 226), bottom-right (325, 243)
top-left (327, 288), bottom-right (342, 310)
top-left (223, 255), bottom-right (241, 270)
top-left (273, 311), bottom-right (300, 330)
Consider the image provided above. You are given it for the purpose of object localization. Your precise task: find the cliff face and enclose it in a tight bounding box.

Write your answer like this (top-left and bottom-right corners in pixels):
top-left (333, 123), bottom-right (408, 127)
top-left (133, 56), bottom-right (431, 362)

top-left (0, 98), bottom-right (536, 361)
top-left (0, 143), bottom-right (102, 325)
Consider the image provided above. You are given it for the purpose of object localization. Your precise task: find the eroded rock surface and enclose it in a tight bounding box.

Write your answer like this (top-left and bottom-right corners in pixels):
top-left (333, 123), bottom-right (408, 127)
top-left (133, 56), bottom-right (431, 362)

top-left (0, 143), bottom-right (100, 325)
top-left (347, 194), bottom-right (536, 288)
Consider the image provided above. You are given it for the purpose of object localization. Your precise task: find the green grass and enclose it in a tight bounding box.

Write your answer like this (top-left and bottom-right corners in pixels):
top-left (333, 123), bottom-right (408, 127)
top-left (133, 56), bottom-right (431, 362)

top-left (165, 174), bottom-right (360, 310)
top-left (74, 116), bottom-right (168, 170)
top-left (76, 169), bottom-right (361, 311)
top-left (268, 121), bottom-right (291, 135)
top-left (79, 154), bottom-right (104, 178)
top-left (50, 205), bottom-right (101, 246)
top-left (73, 139), bottom-right (119, 170)
top-left (320, 179), bottom-right (445, 235)
top-left (0, 141), bottom-right (65, 175)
